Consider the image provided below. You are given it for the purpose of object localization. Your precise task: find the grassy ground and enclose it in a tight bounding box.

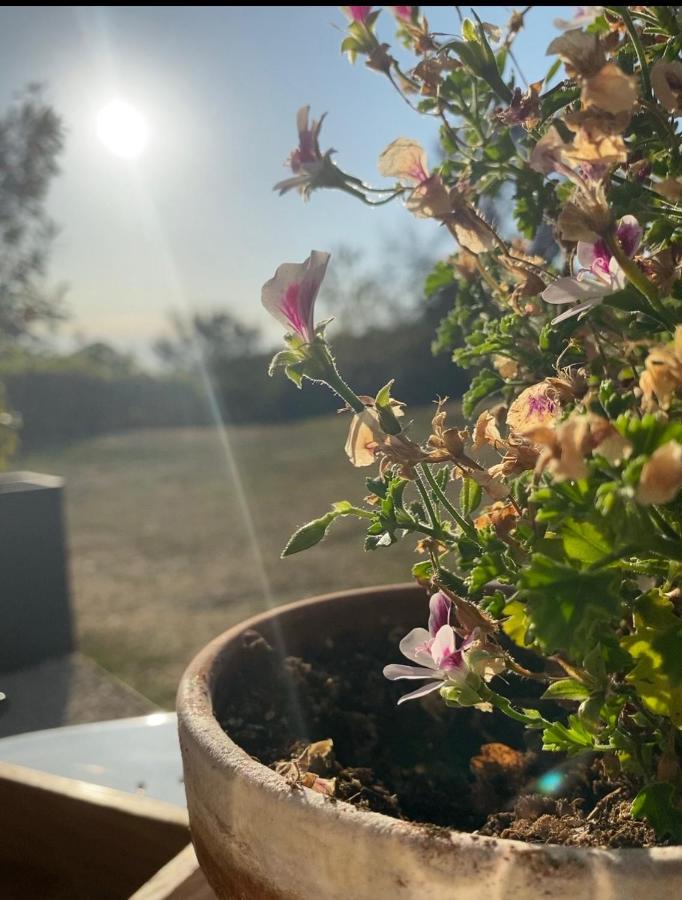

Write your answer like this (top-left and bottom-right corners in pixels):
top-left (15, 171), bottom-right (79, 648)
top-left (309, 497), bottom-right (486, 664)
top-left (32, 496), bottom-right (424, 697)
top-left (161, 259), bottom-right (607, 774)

top-left (20, 409), bottom-right (442, 707)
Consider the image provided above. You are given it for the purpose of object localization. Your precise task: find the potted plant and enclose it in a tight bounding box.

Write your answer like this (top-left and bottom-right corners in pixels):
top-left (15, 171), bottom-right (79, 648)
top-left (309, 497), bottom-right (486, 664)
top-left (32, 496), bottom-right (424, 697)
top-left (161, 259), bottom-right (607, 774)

top-left (178, 7), bottom-right (682, 897)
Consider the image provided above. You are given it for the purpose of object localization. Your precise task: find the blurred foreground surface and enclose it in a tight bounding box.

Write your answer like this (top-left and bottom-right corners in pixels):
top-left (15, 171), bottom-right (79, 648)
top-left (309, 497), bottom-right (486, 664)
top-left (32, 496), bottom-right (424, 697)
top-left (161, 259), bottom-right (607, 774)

top-left (19, 410), bottom-right (442, 706)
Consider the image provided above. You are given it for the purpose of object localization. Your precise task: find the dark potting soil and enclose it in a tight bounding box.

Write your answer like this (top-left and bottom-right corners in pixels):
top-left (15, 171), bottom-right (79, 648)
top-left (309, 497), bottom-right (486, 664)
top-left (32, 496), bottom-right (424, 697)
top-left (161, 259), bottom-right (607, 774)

top-left (217, 626), bottom-right (663, 848)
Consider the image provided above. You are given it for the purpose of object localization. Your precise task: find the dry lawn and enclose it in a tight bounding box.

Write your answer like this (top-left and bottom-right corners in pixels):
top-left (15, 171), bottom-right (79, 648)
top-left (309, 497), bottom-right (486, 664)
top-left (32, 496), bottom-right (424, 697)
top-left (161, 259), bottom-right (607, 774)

top-left (20, 409), bottom-right (443, 706)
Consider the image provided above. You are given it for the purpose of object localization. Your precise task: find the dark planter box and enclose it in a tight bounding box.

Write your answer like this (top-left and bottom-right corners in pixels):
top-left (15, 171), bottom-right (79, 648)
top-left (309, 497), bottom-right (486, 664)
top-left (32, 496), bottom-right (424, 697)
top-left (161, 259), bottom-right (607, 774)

top-left (0, 472), bottom-right (73, 672)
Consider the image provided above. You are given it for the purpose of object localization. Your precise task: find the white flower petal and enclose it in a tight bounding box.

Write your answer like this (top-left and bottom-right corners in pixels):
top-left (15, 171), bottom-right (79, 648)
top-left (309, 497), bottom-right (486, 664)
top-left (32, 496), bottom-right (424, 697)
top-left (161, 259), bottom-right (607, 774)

top-left (398, 627), bottom-right (435, 666)
top-left (551, 298), bottom-right (603, 324)
top-left (396, 680), bottom-right (443, 705)
top-left (576, 240), bottom-right (597, 272)
top-left (383, 664), bottom-right (440, 681)
top-left (430, 624), bottom-right (456, 669)
top-left (542, 276), bottom-right (607, 305)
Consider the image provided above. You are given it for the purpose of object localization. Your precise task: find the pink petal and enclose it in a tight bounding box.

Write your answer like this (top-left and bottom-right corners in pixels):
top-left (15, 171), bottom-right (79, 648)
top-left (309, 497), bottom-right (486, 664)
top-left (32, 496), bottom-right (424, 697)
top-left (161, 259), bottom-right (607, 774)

top-left (616, 215), bottom-right (642, 258)
top-left (261, 250), bottom-right (330, 340)
top-left (428, 591), bottom-right (451, 636)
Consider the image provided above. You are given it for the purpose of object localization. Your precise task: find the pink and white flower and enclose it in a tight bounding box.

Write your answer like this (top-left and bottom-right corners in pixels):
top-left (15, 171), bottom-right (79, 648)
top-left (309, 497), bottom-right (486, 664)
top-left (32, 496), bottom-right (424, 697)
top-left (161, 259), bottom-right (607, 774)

top-left (542, 215), bottom-right (642, 324)
top-left (274, 107), bottom-right (333, 199)
top-left (383, 592), bottom-right (503, 705)
top-left (261, 250), bottom-right (331, 342)
top-left (391, 6), bottom-right (416, 23)
top-left (341, 6), bottom-right (372, 23)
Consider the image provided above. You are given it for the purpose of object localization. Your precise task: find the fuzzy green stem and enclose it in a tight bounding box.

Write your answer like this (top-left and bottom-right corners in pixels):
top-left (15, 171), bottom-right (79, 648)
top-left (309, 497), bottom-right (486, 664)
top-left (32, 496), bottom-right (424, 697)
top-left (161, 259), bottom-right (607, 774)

top-left (317, 353), bottom-right (366, 414)
top-left (414, 468), bottom-right (441, 531)
top-left (478, 683), bottom-right (551, 728)
top-left (420, 464), bottom-right (479, 542)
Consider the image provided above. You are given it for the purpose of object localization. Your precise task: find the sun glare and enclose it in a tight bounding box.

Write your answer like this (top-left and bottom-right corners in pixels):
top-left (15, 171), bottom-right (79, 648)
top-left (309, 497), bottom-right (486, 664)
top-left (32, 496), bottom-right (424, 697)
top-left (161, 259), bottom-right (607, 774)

top-left (96, 99), bottom-right (148, 159)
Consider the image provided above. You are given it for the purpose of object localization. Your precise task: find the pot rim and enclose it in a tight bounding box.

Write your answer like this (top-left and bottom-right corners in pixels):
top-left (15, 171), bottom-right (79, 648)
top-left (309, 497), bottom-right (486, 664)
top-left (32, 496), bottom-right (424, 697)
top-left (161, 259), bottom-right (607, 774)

top-left (177, 582), bottom-right (681, 862)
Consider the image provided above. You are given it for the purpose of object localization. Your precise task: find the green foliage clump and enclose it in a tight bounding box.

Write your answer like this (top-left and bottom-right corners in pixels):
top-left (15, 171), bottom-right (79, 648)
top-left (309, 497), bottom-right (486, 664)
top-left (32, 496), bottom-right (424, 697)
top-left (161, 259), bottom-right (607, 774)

top-left (266, 6), bottom-right (682, 840)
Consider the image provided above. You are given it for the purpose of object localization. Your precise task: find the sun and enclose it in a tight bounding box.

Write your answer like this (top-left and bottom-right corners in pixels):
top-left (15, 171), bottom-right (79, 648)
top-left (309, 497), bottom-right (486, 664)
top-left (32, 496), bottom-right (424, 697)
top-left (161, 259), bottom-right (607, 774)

top-left (96, 100), bottom-right (149, 160)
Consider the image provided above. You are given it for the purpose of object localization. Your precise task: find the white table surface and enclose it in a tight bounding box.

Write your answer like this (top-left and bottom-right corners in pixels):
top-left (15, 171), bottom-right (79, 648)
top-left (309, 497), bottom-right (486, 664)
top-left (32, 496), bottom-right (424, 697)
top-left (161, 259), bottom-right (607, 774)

top-left (0, 712), bottom-right (186, 807)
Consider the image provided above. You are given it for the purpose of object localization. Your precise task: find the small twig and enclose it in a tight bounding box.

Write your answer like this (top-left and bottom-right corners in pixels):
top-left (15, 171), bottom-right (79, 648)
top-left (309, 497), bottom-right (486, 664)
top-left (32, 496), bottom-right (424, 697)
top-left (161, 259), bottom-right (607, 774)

top-left (586, 787), bottom-right (623, 822)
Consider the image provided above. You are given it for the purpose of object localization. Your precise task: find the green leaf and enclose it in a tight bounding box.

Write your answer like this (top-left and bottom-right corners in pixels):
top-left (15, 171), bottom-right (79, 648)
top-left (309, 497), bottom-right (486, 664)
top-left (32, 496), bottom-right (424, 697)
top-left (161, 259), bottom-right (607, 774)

top-left (462, 368), bottom-right (503, 417)
top-left (544, 57), bottom-right (562, 85)
top-left (374, 379), bottom-right (393, 408)
top-left (631, 783), bottom-right (682, 842)
top-left (267, 349), bottom-right (301, 375)
top-left (542, 679), bottom-right (591, 702)
top-left (502, 599), bottom-right (533, 648)
top-left (542, 715), bottom-right (594, 754)
top-left (561, 518), bottom-right (613, 566)
top-left (425, 260), bottom-right (455, 298)
top-left (460, 476), bottom-right (482, 517)
top-left (622, 592), bottom-right (682, 725)
top-left (518, 554), bottom-right (620, 656)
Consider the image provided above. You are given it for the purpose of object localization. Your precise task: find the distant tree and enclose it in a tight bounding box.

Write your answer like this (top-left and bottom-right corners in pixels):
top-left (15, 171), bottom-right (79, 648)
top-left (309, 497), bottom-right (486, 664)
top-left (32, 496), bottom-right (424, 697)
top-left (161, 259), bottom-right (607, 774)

top-left (68, 341), bottom-right (138, 377)
top-left (318, 226), bottom-right (444, 335)
top-left (0, 85), bottom-right (65, 345)
top-left (154, 309), bottom-right (262, 373)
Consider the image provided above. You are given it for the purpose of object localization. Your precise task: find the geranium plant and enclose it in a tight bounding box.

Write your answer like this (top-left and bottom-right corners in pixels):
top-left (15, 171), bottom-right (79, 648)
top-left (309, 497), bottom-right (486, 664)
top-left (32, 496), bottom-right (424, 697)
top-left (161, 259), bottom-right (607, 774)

top-left (262, 6), bottom-right (682, 841)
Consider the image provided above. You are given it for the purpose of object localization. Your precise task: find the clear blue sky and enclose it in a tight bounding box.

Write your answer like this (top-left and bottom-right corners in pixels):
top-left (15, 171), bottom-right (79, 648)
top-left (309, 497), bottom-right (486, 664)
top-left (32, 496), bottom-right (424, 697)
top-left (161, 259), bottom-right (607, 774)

top-left (0, 6), bottom-right (569, 359)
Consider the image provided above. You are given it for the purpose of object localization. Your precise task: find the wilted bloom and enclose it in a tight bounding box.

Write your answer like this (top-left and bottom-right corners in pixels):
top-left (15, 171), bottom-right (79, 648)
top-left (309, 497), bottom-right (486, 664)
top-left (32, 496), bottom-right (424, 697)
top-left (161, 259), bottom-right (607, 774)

top-left (563, 109), bottom-right (629, 168)
top-left (581, 63), bottom-right (638, 117)
top-left (274, 107), bottom-right (337, 199)
top-left (378, 138), bottom-right (451, 219)
top-left (506, 382), bottom-right (562, 433)
top-left (654, 177), bottom-right (682, 203)
top-left (640, 327), bottom-right (682, 410)
top-left (547, 29), bottom-right (606, 79)
top-left (474, 501), bottom-right (519, 538)
top-left (542, 215), bottom-right (641, 323)
top-left (345, 407), bottom-right (383, 466)
top-left (383, 593), bottom-right (503, 704)
top-left (554, 8), bottom-right (603, 31)
top-left (528, 416), bottom-right (591, 482)
top-left (496, 81), bottom-right (542, 129)
top-left (527, 413), bottom-right (631, 483)
top-left (636, 441), bottom-right (682, 506)
top-left (651, 61), bottom-right (682, 115)
top-left (341, 6), bottom-right (372, 23)
top-left (494, 355), bottom-right (519, 380)
top-left (261, 250), bottom-right (330, 342)
top-left (530, 125), bottom-right (574, 176)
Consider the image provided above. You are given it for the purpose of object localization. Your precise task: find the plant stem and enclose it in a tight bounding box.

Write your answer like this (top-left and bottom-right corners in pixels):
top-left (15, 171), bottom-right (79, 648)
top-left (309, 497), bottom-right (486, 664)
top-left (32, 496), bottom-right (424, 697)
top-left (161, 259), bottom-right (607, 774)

top-left (613, 6), bottom-right (652, 101)
top-left (420, 464), bottom-right (479, 542)
top-left (478, 683), bottom-right (551, 727)
top-left (414, 468), bottom-right (440, 531)
top-left (320, 360), bottom-right (366, 414)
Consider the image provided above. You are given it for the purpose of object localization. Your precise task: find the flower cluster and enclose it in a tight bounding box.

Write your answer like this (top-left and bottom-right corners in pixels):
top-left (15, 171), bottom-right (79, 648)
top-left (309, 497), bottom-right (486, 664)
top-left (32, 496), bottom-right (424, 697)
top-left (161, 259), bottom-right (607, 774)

top-left (263, 7), bottom-right (682, 841)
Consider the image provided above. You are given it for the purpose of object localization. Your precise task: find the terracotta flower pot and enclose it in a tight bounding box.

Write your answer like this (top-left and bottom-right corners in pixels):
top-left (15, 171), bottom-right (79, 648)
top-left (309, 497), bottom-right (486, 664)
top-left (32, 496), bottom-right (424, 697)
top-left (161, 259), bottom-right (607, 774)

top-left (177, 584), bottom-right (682, 900)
